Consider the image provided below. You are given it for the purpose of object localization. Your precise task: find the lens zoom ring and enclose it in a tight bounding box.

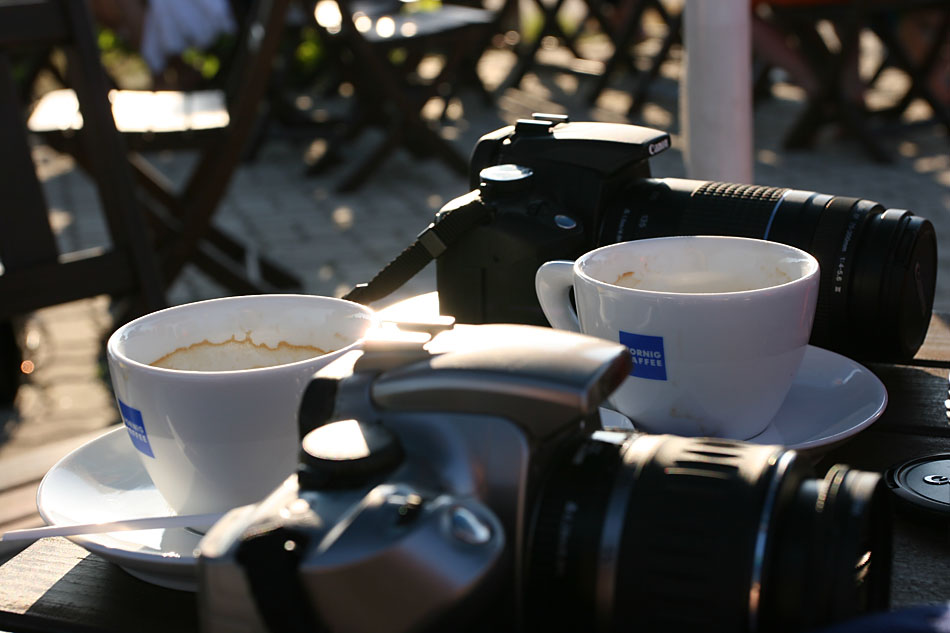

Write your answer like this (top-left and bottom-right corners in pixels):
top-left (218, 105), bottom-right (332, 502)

top-left (682, 183), bottom-right (786, 238)
top-left (613, 437), bottom-right (782, 633)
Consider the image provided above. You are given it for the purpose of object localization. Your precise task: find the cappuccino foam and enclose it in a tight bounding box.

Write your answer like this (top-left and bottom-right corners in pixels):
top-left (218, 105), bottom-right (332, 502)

top-left (151, 336), bottom-right (329, 371)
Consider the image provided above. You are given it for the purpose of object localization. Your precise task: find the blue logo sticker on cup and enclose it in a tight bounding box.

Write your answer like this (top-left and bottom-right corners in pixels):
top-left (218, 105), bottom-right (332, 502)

top-left (118, 399), bottom-right (155, 458)
top-left (618, 331), bottom-right (667, 381)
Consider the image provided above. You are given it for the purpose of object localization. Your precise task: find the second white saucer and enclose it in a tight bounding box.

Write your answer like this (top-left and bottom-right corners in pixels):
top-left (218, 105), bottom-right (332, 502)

top-left (601, 345), bottom-right (886, 451)
top-left (747, 345), bottom-right (887, 451)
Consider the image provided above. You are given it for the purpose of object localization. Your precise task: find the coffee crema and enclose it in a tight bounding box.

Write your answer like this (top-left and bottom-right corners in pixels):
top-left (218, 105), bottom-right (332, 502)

top-left (613, 269), bottom-right (786, 294)
top-left (150, 336), bottom-right (329, 371)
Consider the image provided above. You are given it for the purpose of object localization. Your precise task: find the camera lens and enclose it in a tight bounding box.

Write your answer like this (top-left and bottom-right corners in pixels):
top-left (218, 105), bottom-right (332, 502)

top-left (598, 178), bottom-right (937, 361)
top-left (759, 464), bottom-right (891, 631)
top-left (524, 433), bottom-right (890, 633)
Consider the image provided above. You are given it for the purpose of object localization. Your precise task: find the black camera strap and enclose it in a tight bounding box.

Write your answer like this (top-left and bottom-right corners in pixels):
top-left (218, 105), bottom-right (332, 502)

top-left (343, 196), bottom-right (491, 305)
top-left (236, 526), bottom-right (328, 633)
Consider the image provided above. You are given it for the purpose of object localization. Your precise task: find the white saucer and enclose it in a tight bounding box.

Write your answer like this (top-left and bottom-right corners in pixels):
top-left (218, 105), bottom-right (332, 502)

top-left (746, 345), bottom-right (886, 451)
top-left (600, 346), bottom-right (886, 451)
top-left (37, 427), bottom-right (202, 592)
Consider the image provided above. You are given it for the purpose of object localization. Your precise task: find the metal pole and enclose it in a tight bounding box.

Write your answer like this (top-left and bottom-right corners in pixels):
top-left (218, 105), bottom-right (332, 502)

top-left (680, 0), bottom-right (754, 183)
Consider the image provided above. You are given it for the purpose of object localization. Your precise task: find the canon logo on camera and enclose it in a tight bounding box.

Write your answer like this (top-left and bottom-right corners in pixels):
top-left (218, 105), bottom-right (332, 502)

top-left (648, 138), bottom-right (670, 155)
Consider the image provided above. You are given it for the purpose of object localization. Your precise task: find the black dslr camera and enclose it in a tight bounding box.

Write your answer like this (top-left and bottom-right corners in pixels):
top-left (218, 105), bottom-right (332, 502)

top-left (198, 323), bottom-right (891, 633)
top-left (346, 114), bottom-right (937, 361)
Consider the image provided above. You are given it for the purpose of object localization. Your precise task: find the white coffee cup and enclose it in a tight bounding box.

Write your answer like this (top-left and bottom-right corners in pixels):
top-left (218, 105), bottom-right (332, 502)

top-left (535, 236), bottom-right (819, 440)
top-left (106, 294), bottom-right (376, 515)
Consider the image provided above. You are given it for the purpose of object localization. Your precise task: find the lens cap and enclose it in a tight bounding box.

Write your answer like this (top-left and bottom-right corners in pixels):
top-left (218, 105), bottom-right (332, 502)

top-left (884, 453), bottom-right (950, 516)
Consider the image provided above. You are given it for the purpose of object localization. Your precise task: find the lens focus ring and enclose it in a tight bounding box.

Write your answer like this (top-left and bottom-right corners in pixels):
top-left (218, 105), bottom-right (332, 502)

top-left (610, 436), bottom-right (796, 633)
top-left (684, 183), bottom-right (786, 237)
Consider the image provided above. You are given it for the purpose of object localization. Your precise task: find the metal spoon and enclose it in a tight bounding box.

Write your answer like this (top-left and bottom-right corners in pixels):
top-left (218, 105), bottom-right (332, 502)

top-left (0, 513), bottom-right (224, 543)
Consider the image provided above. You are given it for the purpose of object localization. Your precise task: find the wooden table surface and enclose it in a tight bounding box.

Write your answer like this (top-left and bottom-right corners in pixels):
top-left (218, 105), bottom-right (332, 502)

top-left (2, 305), bottom-right (950, 633)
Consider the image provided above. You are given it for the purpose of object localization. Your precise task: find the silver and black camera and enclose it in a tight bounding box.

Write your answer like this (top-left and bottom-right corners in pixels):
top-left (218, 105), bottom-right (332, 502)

top-left (346, 115), bottom-right (936, 361)
top-left (198, 322), bottom-right (891, 633)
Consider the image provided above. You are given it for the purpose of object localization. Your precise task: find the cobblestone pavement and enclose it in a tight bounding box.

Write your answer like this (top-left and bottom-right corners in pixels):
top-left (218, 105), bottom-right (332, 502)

top-left (1, 43), bottom-right (948, 534)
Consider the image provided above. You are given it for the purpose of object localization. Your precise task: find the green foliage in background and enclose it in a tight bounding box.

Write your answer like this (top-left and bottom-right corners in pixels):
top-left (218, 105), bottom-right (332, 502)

top-left (294, 27), bottom-right (324, 76)
top-left (95, 26), bottom-right (230, 86)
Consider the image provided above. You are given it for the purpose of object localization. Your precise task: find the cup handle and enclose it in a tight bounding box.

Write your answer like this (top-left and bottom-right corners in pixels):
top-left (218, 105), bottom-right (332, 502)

top-left (535, 261), bottom-right (581, 332)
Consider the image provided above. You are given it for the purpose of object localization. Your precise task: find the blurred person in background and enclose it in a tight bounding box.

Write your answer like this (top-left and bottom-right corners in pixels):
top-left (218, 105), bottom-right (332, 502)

top-left (88, 0), bottom-right (236, 88)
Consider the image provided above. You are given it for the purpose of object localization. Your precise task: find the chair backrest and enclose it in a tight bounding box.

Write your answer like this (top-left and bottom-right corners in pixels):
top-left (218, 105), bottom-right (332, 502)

top-left (0, 0), bottom-right (165, 318)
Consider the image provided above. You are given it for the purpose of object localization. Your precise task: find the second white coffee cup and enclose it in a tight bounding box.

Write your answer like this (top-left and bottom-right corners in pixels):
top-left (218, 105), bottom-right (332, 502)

top-left (536, 236), bottom-right (820, 440)
top-left (106, 294), bottom-right (376, 515)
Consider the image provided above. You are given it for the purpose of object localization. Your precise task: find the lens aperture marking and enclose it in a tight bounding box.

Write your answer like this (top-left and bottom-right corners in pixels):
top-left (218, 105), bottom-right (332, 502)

top-left (841, 214), bottom-right (858, 252)
top-left (836, 210), bottom-right (861, 293)
top-left (834, 208), bottom-right (862, 295)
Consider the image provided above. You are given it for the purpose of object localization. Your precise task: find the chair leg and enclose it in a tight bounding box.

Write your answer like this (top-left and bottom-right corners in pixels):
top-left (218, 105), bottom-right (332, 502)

top-left (190, 240), bottom-right (302, 294)
top-left (127, 153), bottom-right (303, 293)
top-left (587, 0), bottom-right (649, 105)
top-left (336, 123), bottom-right (406, 192)
top-left (783, 98), bottom-right (828, 150)
top-left (838, 98), bottom-right (892, 163)
top-left (412, 121), bottom-right (468, 175)
top-left (0, 319), bottom-right (21, 406)
top-left (627, 11), bottom-right (680, 116)
top-left (753, 59), bottom-right (774, 104)
top-left (871, 9), bottom-right (950, 131)
top-left (199, 226), bottom-right (303, 291)
top-left (504, 0), bottom-right (570, 88)
top-left (335, 111), bottom-right (467, 193)
top-left (61, 0), bottom-right (166, 314)
top-left (772, 4), bottom-right (894, 162)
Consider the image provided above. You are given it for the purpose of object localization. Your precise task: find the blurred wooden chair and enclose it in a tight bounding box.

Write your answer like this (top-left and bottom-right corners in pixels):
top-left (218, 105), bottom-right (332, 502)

top-left (866, 1), bottom-right (949, 133)
top-left (310, 0), bottom-right (497, 191)
top-left (763, 0), bottom-right (949, 162)
top-left (0, 0), bottom-right (165, 401)
top-left (27, 0), bottom-right (302, 294)
top-left (503, 0), bottom-right (589, 86)
top-left (586, 0), bottom-right (682, 115)
top-left (505, 0), bottom-right (681, 116)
